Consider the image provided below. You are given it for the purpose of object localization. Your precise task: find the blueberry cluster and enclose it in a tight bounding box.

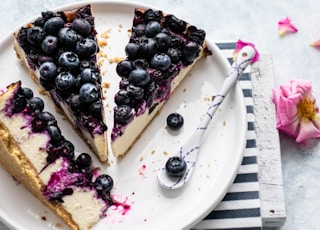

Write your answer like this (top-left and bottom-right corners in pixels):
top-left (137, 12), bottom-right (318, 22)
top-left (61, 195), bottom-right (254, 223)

top-left (113, 9), bottom-right (205, 128)
top-left (16, 5), bottom-right (106, 136)
top-left (11, 84), bottom-right (113, 204)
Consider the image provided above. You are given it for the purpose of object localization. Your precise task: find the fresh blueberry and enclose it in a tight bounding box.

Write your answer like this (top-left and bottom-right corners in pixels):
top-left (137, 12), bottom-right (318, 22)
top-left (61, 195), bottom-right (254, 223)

top-left (58, 27), bottom-right (78, 46)
top-left (76, 153), bottom-right (92, 169)
top-left (128, 69), bottom-right (151, 87)
top-left (95, 174), bottom-right (114, 195)
top-left (116, 60), bottom-right (134, 78)
top-left (150, 53), bottom-right (171, 71)
top-left (79, 167), bottom-right (93, 181)
top-left (37, 111), bottom-right (57, 126)
top-left (145, 21), bottom-right (161, 37)
top-left (80, 68), bottom-right (97, 83)
top-left (114, 89), bottom-right (131, 105)
top-left (75, 38), bottom-right (97, 59)
top-left (71, 18), bottom-right (91, 36)
top-left (166, 48), bottom-right (180, 64)
top-left (127, 84), bottom-right (144, 100)
top-left (69, 94), bottom-right (84, 111)
top-left (114, 105), bottom-right (133, 124)
top-left (39, 62), bottom-right (57, 82)
top-left (28, 97), bottom-right (45, 112)
top-left (170, 36), bottom-right (185, 50)
top-left (89, 100), bottom-right (102, 118)
top-left (165, 156), bottom-right (187, 177)
top-left (43, 16), bottom-right (65, 35)
top-left (47, 125), bottom-right (62, 143)
top-left (55, 72), bottom-right (75, 91)
top-left (154, 32), bottom-right (171, 50)
top-left (60, 140), bottom-right (75, 159)
top-left (166, 15), bottom-right (187, 34)
top-left (133, 24), bottom-right (145, 37)
top-left (21, 87), bottom-right (33, 99)
top-left (79, 83), bottom-right (99, 104)
top-left (125, 42), bottom-right (139, 59)
top-left (41, 35), bottom-right (59, 54)
top-left (27, 26), bottom-right (46, 46)
top-left (58, 51), bottom-right (80, 72)
top-left (139, 38), bottom-right (158, 58)
top-left (166, 156), bottom-right (187, 177)
top-left (182, 42), bottom-right (200, 64)
top-left (167, 113), bottom-right (184, 130)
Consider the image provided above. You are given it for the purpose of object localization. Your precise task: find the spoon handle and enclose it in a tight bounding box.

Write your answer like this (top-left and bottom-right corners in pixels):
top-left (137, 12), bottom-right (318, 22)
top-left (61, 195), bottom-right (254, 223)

top-left (196, 46), bottom-right (255, 141)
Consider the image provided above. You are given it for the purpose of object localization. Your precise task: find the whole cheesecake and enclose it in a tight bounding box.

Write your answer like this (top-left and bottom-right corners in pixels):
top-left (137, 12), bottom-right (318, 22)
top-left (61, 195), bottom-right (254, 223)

top-left (13, 5), bottom-right (108, 162)
top-left (0, 81), bottom-right (114, 230)
top-left (111, 8), bottom-right (209, 157)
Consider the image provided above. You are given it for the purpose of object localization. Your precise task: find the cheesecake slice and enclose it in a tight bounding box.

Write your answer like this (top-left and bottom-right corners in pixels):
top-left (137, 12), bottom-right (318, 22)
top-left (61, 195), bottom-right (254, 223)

top-left (111, 8), bottom-right (209, 157)
top-left (0, 81), bottom-right (114, 230)
top-left (13, 5), bottom-right (108, 162)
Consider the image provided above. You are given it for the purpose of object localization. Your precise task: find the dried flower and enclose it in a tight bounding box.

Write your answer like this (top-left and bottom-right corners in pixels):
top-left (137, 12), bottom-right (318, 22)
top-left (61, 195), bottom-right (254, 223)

top-left (310, 40), bottom-right (320, 48)
top-left (278, 17), bottom-right (298, 36)
top-left (232, 39), bottom-right (259, 63)
top-left (272, 80), bottom-right (320, 143)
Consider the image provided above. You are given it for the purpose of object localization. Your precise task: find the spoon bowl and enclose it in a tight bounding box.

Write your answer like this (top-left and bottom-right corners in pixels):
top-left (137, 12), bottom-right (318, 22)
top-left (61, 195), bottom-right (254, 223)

top-left (157, 46), bottom-right (256, 190)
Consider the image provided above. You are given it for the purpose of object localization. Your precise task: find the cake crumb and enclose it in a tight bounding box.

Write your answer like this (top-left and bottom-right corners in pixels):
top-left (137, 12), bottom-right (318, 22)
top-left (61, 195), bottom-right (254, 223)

top-left (102, 82), bottom-right (110, 88)
top-left (139, 156), bottom-right (144, 161)
top-left (163, 151), bottom-right (168, 156)
top-left (223, 120), bottom-right (227, 126)
top-left (41, 216), bottom-right (47, 221)
top-left (109, 57), bottom-right (125, 64)
top-left (101, 28), bottom-right (112, 39)
top-left (151, 149), bottom-right (156, 155)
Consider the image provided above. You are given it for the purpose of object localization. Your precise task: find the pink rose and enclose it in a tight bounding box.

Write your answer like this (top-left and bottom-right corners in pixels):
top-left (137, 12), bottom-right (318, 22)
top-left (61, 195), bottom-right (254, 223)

top-left (272, 79), bottom-right (320, 143)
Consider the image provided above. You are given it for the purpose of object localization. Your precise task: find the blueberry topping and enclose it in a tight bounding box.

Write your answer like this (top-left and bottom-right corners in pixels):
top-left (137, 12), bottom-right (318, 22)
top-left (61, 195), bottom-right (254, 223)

top-left (165, 156), bottom-right (187, 177)
top-left (116, 60), bottom-right (134, 78)
top-left (58, 27), bottom-right (78, 46)
top-left (150, 53), bottom-right (171, 71)
top-left (47, 125), bottom-right (62, 143)
top-left (145, 21), bottom-right (161, 37)
top-left (79, 83), bottom-right (98, 104)
top-left (31, 117), bottom-right (46, 132)
top-left (39, 62), bottom-right (57, 82)
top-left (80, 68), bottom-right (97, 84)
top-left (72, 18), bottom-right (91, 36)
top-left (38, 111), bottom-right (57, 126)
top-left (166, 15), bottom-right (187, 34)
top-left (28, 97), bottom-right (45, 112)
top-left (114, 105), bottom-right (133, 124)
top-left (55, 72), bottom-right (75, 91)
top-left (95, 174), bottom-right (114, 196)
top-left (133, 24), bottom-right (145, 37)
top-left (69, 94), bottom-right (83, 111)
top-left (128, 69), bottom-right (151, 87)
top-left (43, 17), bottom-right (65, 35)
top-left (41, 35), bottom-right (59, 54)
top-left (182, 42), bottom-right (200, 64)
top-left (21, 87), bottom-right (33, 99)
top-left (12, 95), bottom-right (27, 114)
top-left (127, 84), bottom-right (144, 100)
top-left (79, 167), bottom-right (93, 181)
top-left (166, 48), bottom-right (180, 64)
top-left (125, 43), bottom-right (139, 59)
top-left (76, 153), bottom-right (92, 169)
top-left (75, 38), bottom-right (98, 59)
top-left (58, 51), bottom-right (80, 72)
top-left (89, 100), bottom-right (102, 118)
top-left (167, 113), bottom-right (184, 130)
top-left (115, 90), bottom-right (131, 105)
top-left (154, 32), bottom-right (171, 50)
top-left (27, 26), bottom-right (46, 46)
top-left (139, 38), bottom-right (158, 58)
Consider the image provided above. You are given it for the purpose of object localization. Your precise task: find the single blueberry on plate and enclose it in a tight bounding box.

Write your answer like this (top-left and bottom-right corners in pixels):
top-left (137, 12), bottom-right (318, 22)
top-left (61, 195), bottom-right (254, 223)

top-left (165, 156), bottom-right (187, 177)
top-left (167, 113), bottom-right (184, 130)
top-left (95, 174), bottom-right (114, 194)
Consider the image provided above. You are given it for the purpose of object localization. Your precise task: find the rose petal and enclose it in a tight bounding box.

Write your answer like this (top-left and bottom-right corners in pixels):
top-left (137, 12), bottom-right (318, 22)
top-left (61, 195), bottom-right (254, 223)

top-left (232, 39), bottom-right (260, 63)
top-left (310, 40), bottom-right (320, 48)
top-left (278, 17), bottom-right (298, 36)
top-left (296, 119), bottom-right (320, 143)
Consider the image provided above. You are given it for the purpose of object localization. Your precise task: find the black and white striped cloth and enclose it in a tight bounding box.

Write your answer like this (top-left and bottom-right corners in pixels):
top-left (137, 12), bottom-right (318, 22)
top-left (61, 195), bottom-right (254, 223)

top-left (193, 42), bottom-right (262, 230)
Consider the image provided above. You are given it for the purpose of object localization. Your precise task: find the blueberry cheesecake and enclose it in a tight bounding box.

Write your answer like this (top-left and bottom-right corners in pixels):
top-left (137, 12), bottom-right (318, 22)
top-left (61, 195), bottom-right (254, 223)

top-left (0, 81), bottom-right (114, 230)
top-left (13, 5), bottom-right (108, 162)
top-left (111, 8), bottom-right (209, 157)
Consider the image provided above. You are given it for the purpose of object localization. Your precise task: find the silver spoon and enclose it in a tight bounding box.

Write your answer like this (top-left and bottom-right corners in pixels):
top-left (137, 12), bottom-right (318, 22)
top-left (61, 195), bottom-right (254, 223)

top-left (157, 45), bottom-right (256, 190)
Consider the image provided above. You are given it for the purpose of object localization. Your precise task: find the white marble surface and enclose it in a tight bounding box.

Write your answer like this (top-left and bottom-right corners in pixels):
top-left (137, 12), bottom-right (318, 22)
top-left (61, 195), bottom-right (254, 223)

top-left (1, 0), bottom-right (320, 229)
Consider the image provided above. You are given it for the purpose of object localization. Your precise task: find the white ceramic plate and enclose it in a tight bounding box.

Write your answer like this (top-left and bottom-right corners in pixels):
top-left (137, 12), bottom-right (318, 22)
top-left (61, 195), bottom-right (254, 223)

top-left (0, 1), bottom-right (247, 229)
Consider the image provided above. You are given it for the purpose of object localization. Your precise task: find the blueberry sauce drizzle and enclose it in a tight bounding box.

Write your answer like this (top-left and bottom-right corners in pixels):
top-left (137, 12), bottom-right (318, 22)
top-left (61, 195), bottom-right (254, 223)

top-left (8, 82), bottom-right (114, 205)
top-left (15, 5), bottom-right (107, 138)
top-left (111, 8), bottom-right (207, 141)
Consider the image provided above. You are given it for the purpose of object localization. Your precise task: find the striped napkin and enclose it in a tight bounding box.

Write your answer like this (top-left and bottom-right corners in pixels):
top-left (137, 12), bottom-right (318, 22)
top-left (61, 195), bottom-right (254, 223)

top-left (193, 42), bottom-right (262, 230)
